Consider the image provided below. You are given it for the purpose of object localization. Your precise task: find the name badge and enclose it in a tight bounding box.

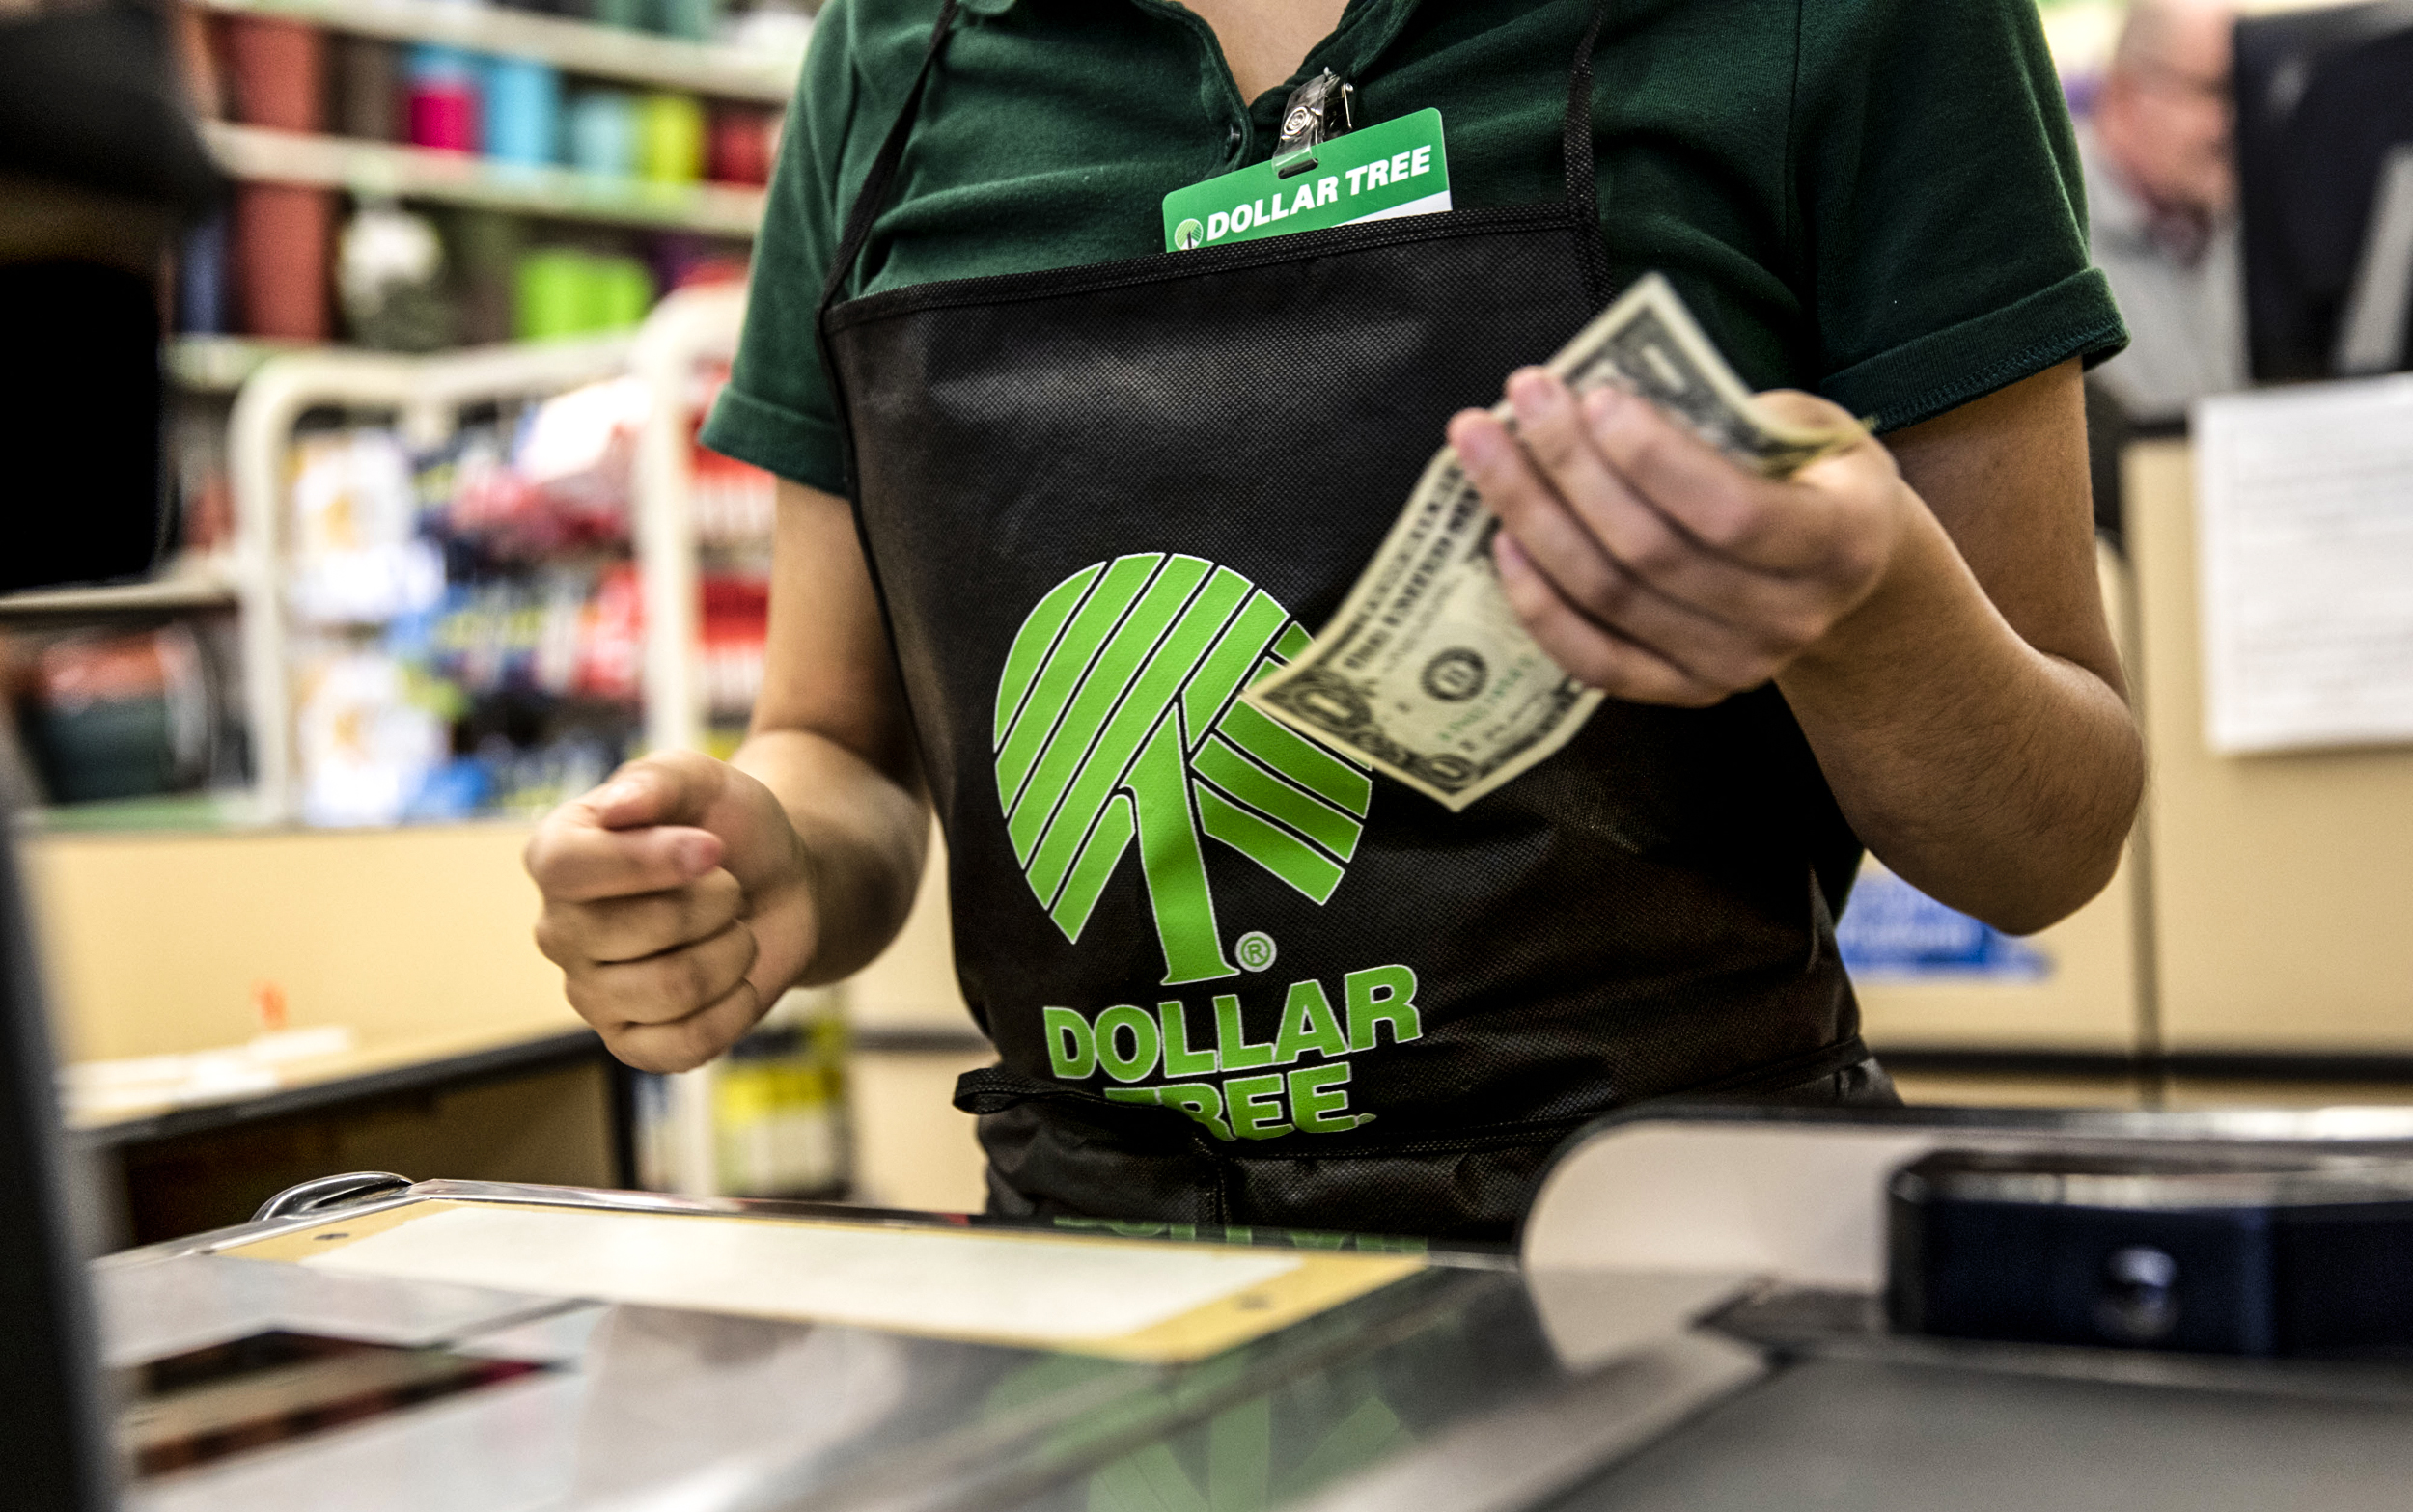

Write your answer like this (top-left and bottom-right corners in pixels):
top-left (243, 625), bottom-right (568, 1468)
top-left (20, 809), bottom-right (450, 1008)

top-left (1162, 108), bottom-right (1451, 253)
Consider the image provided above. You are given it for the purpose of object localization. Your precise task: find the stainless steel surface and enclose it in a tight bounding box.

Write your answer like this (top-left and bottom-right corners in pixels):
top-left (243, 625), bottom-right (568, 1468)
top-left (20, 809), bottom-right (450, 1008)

top-left (250, 1172), bottom-right (413, 1224)
top-left (95, 1112), bottom-right (2413, 1511)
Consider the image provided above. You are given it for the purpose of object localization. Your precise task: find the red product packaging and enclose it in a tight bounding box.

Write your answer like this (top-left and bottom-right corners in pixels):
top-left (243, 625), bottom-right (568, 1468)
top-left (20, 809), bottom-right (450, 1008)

top-left (235, 183), bottom-right (334, 341)
top-left (223, 16), bottom-right (326, 132)
top-left (707, 107), bottom-right (776, 186)
top-left (576, 563), bottom-right (644, 702)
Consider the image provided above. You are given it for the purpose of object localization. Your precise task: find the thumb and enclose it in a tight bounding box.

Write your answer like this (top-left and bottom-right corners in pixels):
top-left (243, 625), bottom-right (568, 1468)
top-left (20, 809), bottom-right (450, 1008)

top-left (584, 749), bottom-right (731, 833)
top-left (583, 750), bottom-right (798, 893)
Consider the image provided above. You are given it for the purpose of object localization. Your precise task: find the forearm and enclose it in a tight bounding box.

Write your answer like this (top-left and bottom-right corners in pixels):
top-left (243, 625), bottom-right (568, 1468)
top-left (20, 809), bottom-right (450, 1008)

top-left (730, 728), bottom-right (929, 986)
top-left (1777, 504), bottom-right (2142, 934)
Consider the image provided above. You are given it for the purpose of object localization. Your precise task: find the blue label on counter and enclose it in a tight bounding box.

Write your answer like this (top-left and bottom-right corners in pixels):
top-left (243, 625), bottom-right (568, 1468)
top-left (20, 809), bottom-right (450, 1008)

top-left (1837, 867), bottom-right (2048, 979)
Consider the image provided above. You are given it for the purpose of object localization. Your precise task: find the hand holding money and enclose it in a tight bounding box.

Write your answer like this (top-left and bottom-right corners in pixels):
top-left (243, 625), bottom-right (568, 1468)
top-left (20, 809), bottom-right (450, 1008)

top-left (1463, 368), bottom-right (1900, 711)
top-left (1247, 274), bottom-right (1877, 810)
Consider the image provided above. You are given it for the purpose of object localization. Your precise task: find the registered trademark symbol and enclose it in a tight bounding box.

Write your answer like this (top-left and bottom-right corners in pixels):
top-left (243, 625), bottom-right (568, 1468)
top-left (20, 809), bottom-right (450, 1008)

top-left (1234, 932), bottom-right (1277, 972)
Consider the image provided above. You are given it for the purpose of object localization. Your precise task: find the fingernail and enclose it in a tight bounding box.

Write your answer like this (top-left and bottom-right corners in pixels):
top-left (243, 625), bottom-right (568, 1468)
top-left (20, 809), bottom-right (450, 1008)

top-left (592, 780), bottom-right (643, 811)
top-left (1508, 370), bottom-right (1556, 424)
top-left (1583, 387), bottom-right (1623, 426)
top-left (672, 834), bottom-right (719, 875)
top-left (1454, 417), bottom-right (1503, 468)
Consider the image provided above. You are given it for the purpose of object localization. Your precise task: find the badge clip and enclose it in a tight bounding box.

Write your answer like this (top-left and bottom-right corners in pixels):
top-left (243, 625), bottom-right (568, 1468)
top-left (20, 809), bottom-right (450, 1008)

top-left (1271, 69), bottom-right (1355, 179)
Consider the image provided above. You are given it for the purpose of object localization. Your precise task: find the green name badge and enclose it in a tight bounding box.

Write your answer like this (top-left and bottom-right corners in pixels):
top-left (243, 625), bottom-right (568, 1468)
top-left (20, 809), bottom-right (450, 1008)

top-left (1163, 108), bottom-right (1451, 252)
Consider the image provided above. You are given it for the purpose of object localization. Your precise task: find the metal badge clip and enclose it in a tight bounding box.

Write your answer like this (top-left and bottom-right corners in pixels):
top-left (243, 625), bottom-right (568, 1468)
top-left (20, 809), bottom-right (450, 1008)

top-left (1271, 69), bottom-right (1355, 179)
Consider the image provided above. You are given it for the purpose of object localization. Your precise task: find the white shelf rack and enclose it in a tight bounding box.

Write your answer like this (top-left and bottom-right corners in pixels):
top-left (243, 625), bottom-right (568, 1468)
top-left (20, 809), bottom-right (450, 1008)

top-left (203, 122), bottom-right (768, 236)
top-left (227, 335), bottom-right (640, 814)
top-left (0, 563), bottom-right (241, 617)
top-left (189, 0), bottom-right (806, 104)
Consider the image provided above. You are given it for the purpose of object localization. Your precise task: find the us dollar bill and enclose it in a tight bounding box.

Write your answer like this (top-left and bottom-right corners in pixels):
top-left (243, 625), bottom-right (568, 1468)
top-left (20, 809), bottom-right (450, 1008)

top-left (1246, 272), bottom-right (1859, 811)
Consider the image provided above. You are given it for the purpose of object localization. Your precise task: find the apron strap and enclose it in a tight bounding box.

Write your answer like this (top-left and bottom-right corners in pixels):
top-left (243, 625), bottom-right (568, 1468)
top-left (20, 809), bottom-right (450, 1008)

top-left (1561, 0), bottom-right (1614, 307)
top-left (815, 0), bottom-right (960, 495)
top-left (818, 0), bottom-right (960, 322)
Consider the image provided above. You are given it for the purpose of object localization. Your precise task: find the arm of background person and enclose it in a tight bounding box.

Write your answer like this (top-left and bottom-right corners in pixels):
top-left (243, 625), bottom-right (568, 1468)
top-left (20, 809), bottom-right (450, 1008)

top-left (1456, 356), bottom-right (2141, 936)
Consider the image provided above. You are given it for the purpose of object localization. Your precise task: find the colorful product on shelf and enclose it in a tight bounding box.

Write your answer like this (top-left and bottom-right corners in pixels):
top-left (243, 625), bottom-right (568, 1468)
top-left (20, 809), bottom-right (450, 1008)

top-left (636, 91), bottom-right (705, 183)
top-left (14, 626), bottom-right (216, 806)
top-left (222, 15), bottom-right (325, 132)
top-left (292, 646), bottom-right (452, 828)
top-left (484, 56), bottom-right (563, 167)
top-left (405, 45), bottom-right (484, 153)
top-left (287, 428), bottom-right (446, 625)
top-left (338, 204), bottom-right (457, 352)
top-left (336, 35), bottom-right (401, 142)
top-left (699, 573), bottom-right (766, 718)
top-left (707, 105), bottom-right (776, 186)
top-left (235, 183), bottom-right (335, 341)
top-left (514, 248), bottom-right (656, 341)
top-left (567, 87), bottom-right (637, 177)
top-left (689, 441), bottom-right (775, 545)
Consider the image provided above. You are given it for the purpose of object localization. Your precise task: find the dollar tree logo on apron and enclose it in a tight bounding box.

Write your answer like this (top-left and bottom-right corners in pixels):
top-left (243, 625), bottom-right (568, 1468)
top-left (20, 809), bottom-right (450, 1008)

top-left (994, 553), bottom-right (1373, 987)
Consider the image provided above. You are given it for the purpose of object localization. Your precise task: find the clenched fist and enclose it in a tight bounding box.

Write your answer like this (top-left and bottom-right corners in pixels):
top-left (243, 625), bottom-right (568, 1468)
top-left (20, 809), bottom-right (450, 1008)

top-left (527, 749), bottom-right (818, 1072)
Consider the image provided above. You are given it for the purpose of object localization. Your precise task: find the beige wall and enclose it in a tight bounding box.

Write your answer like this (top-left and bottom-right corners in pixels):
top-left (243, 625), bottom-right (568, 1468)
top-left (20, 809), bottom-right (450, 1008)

top-left (23, 820), bottom-right (581, 1065)
top-left (2129, 440), bottom-right (2413, 1053)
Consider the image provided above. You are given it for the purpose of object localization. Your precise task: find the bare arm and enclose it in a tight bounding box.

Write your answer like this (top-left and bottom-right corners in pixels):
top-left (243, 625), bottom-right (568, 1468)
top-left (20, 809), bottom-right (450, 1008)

top-left (1450, 357), bottom-right (2142, 934)
top-left (729, 479), bottom-right (930, 987)
top-left (527, 481), bottom-right (930, 1071)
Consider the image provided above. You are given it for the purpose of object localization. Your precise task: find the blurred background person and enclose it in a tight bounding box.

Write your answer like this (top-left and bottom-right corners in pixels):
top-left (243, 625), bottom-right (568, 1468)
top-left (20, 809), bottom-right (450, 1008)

top-left (2082, 0), bottom-right (2247, 426)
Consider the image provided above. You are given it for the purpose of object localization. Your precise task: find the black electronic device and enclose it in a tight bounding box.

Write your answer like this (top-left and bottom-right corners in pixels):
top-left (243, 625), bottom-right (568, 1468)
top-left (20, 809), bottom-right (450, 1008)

top-left (1888, 1147), bottom-right (2413, 1358)
top-left (2235, 0), bottom-right (2413, 381)
top-left (0, 6), bottom-right (222, 1505)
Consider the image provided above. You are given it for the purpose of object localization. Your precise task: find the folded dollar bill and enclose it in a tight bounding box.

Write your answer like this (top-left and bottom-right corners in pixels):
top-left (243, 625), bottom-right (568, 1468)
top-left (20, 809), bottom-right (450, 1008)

top-left (1245, 272), bottom-right (1859, 811)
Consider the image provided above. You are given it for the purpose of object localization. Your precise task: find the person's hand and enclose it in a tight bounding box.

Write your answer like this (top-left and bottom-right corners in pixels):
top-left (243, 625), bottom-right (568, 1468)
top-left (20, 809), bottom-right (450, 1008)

top-left (1447, 369), bottom-right (1916, 706)
top-left (527, 750), bottom-right (818, 1072)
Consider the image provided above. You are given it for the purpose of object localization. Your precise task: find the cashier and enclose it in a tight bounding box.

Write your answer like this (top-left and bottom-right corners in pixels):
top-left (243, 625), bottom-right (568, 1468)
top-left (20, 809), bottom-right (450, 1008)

top-left (528, 0), bottom-right (2142, 1239)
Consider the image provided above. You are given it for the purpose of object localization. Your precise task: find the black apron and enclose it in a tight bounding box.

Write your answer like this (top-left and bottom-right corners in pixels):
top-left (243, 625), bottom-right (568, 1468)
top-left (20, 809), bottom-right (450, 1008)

top-left (818, 0), bottom-right (1885, 1242)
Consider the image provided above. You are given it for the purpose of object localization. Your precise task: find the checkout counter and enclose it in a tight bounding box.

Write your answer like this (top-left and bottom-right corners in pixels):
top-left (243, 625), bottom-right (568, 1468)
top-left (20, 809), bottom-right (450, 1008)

top-left (97, 1105), bottom-right (2413, 1512)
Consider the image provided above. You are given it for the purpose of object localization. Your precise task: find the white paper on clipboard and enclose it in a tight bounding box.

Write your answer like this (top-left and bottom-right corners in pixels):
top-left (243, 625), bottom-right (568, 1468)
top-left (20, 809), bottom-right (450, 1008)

top-left (2194, 375), bottom-right (2413, 753)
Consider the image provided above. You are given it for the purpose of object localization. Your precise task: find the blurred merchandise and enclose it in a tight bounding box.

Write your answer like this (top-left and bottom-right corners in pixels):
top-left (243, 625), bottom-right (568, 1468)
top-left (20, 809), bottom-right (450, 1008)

top-left (178, 213), bottom-right (231, 335)
top-left (221, 15), bottom-right (324, 132)
top-left (567, 86), bottom-right (638, 177)
top-left (655, 0), bottom-right (720, 43)
top-left (633, 988), bottom-right (851, 1198)
top-left (292, 646), bottom-right (450, 827)
top-left (636, 91), bottom-right (705, 183)
top-left (441, 207), bottom-right (526, 345)
top-left (405, 45), bottom-right (484, 153)
top-left (719, 1), bottom-right (812, 59)
top-left (591, 0), bottom-right (646, 31)
top-left (483, 56), bottom-right (562, 167)
top-left (338, 203), bottom-right (457, 352)
top-left (690, 442), bottom-right (774, 546)
top-left (335, 35), bottom-right (401, 143)
top-left (699, 573), bottom-right (766, 719)
top-left (14, 626), bottom-right (219, 806)
top-left (707, 105), bottom-right (775, 186)
top-left (515, 247), bottom-right (655, 340)
top-left (234, 183), bottom-right (335, 340)
top-left (286, 428), bottom-right (445, 624)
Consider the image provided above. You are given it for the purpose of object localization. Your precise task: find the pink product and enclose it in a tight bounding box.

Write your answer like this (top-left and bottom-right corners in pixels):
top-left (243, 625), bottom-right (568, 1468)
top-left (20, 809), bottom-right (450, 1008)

top-left (409, 79), bottom-right (480, 152)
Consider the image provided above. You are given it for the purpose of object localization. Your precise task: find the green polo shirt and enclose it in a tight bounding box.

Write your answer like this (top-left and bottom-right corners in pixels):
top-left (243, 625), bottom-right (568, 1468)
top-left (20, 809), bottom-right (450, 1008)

top-left (702, 0), bottom-right (2126, 498)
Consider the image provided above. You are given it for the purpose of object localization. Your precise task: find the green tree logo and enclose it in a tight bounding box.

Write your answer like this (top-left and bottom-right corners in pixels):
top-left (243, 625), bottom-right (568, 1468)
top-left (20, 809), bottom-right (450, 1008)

top-left (994, 554), bottom-right (1373, 986)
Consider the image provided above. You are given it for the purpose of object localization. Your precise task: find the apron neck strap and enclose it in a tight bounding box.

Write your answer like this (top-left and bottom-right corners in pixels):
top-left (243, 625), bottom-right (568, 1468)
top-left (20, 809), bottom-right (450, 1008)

top-left (1562, 0), bottom-right (1614, 306)
top-left (818, 0), bottom-right (961, 324)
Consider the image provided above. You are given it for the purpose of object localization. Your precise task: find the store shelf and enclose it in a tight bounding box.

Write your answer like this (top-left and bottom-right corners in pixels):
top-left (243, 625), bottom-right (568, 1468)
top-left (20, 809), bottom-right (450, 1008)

top-left (189, 0), bottom-right (805, 104)
top-left (167, 335), bottom-right (321, 393)
top-left (202, 122), bottom-right (766, 236)
top-left (0, 564), bottom-right (240, 617)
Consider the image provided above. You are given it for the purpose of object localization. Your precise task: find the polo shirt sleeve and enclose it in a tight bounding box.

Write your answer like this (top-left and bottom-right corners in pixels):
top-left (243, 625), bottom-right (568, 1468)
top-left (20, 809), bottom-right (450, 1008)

top-left (697, 3), bottom-right (863, 496)
top-left (1796, 0), bottom-right (2128, 432)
